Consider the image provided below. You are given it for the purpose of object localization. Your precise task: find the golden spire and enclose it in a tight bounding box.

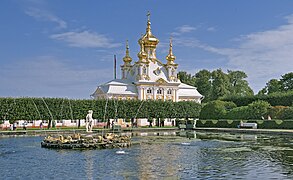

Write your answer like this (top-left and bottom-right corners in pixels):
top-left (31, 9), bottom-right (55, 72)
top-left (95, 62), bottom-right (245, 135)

top-left (138, 11), bottom-right (159, 48)
top-left (166, 37), bottom-right (176, 64)
top-left (146, 11), bottom-right (151, 36)
top-left (123, 40), bottom-right (132, 64)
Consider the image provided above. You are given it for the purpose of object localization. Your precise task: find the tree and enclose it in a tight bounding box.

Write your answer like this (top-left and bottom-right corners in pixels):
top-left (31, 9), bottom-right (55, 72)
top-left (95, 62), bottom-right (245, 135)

top-left (199, 100), bottom-right (236, 119)
top-left (280, 72), bottom-right (293, 91)
top-left (227, 70), bottom-right (253, 96)
top-left (247, 100), bottom-right (271, 119)
top-left (210, 69), bottom-right (230, 100)
top-left (178, 71), bottom-right (195, 86)
top-left (258, 79), bottom-right (281, 95)
top-left (267, 79), bottom-right (282, 94)
top-left (194, 69), bottom-right (212, 101)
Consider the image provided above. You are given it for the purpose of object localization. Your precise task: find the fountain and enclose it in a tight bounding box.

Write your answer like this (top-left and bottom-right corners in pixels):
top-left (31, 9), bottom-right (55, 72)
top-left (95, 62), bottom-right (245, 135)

top-left (41, 110), bottom-right (132, 150)
top-left (41, 132), bottom-right (131, 149)
top-left (85, 110), bottom-right (93, 132)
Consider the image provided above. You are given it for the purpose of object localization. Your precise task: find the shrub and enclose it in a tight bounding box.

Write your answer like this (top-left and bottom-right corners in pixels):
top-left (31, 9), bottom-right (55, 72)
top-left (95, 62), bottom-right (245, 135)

top-left (225, 106), bottom-right (249, 119)
top-left (268, 106), bottom-right (289, 119)
top-left (222, 90), bottom-right (293, 106)
top-left (0, 97), bottom-right (202, 123)
top-left (247, 100), bottom-right (271, 119)
top-left (196, 119), bottom-right (293, 129)
top-left (279, 107), bottom-right (293, 119)
top-left (199, 100), bottom-right (236, 120)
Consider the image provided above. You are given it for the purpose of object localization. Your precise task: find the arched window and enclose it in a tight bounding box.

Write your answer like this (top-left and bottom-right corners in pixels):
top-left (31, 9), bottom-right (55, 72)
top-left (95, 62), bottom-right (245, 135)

top-left (147, 88), bottom-right (152, 94)
top-left (157, 88), bottom-right (163, 94)
top-left (167, 89), bottom-right (172, 95)
top-left (143, 67), bottom-right (147, 74)
top-left (171, 69), bottom-right (175, 76)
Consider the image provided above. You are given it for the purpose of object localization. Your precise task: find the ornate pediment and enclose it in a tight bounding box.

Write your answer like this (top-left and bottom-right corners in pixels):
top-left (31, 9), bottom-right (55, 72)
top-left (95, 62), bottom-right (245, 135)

top-left (95, 88), bottom-right (105, 95)
top-left (156, 78), bottom-right (167, 85)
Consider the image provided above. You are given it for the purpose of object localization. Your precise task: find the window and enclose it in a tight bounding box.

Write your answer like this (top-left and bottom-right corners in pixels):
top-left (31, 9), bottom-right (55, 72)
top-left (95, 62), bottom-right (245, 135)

top-left (171, 69), bottom-right (175, 76)
top-left (167, 89), bottom-right (172, 95)
top-left (143, 67), bottom-right (147, 74)
top-left (71, 120), bottom-right (77, 123)
top-left (138, 67), bottom-right (141, 74)
top-left (157, 89), bottom-right (162, 94)
top-left (147, 88), bottom-right (152, 94)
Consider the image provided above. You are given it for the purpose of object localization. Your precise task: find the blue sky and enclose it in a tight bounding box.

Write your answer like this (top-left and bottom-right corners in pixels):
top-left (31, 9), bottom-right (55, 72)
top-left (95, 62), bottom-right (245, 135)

top-left (1, 0), bottom-right (293, 99)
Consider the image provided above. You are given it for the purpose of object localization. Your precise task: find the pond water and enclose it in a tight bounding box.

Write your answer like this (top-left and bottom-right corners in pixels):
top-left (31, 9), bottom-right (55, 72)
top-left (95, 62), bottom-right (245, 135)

top-left (1, 131), bottom-right (293, 180)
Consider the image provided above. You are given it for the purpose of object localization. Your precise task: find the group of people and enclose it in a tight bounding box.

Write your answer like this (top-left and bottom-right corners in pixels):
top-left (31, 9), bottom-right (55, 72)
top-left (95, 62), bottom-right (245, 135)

top-left (9, 121), bottom-right (27, 131)
top-left (261, 115), bottom-right (272, 120)
top-left (9, 122), bottom-right (17, 131)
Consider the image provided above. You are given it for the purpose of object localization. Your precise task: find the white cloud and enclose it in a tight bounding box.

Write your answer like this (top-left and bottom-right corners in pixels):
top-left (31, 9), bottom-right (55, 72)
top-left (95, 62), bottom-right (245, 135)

top-left (176, 25), bottom-right (197, 33)
top-left (0, 56), bottom-right (113, 98)
top-left (207, 27), bottom-right (216, 32)
top-left (25, 7), bottom-right (67, 29)
top-left (170, 25), bottom-right (197, 37)
top-left (50, 31), bottom-right (121, 48)
top-left (186, 15), bottom-right (293, 92)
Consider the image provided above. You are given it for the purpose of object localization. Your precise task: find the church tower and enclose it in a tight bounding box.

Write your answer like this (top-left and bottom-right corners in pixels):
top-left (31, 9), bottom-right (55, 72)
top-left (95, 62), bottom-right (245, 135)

top-left (136, 11), bottom-right (159, 81)
top-left (121, 40), bottom-right (132, 79)
top-left (165, 37), bottom-right (178, 82)
top-left (92, 11), bottom-right (203, 106)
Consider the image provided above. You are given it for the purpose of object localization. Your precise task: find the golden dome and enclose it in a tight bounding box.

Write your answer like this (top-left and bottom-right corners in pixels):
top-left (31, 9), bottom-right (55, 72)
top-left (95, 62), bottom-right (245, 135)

top-left (137, 40), bottom-right (147, 60)
top-left (138, 11), bottom-right (159, 48)
top-left (166, 37), bottom-right (176, 64)
top-left (123, 40), bottom-right (132, 64)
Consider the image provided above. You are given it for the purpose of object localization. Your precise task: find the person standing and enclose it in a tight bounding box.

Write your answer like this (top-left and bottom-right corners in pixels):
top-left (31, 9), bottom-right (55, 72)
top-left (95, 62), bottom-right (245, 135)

top-left (40, 122), bottom-right (43, 129)
top-left (13, 122), bottom-right (17, 131)
top-left (23, 121), bottom-right (27, 130)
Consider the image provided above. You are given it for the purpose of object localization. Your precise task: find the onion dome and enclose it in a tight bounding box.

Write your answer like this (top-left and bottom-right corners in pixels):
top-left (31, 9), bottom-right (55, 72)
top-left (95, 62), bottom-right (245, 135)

top-left (166, 37), bottom-right (176, 64)
top-left (138, 11), bottom-right (159, 48)
top-left (123, 40), bottom-right (132, 64)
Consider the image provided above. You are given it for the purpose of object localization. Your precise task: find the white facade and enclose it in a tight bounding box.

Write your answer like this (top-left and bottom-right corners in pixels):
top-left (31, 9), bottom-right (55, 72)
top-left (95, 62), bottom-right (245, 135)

top-left (91, 13), bottom-right (203, 103)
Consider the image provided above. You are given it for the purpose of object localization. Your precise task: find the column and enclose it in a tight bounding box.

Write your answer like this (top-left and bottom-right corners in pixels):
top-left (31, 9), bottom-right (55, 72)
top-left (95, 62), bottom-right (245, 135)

top-left (175, 89), bottom-right (179, 102)
top-left (153, 87), bottom-right (157, 100)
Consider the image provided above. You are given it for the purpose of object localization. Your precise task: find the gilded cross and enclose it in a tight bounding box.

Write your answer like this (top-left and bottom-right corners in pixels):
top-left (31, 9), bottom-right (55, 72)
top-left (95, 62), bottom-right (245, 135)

top-left (147, 11), bottom-right (150, 21)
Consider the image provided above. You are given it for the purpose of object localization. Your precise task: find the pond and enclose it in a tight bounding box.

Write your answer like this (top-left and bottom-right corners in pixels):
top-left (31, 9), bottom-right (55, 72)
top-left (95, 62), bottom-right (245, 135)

top-left (1, 131), bottom-right (293, 180)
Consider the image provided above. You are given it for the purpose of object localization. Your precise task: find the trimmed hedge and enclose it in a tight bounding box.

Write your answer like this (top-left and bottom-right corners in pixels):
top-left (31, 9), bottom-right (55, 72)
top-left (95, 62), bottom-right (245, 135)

top-left (222, 91), bottom-right (293, 106)
top-left (196, 119), bottom-right (293, 129)
top-left (199, 100), bottom-right (236, 119)
top-left (0, 97), bottom-right (201, 123)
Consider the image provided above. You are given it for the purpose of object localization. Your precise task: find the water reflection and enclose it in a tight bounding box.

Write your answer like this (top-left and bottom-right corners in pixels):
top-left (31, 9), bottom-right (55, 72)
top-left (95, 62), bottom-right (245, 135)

top-left (84, 151), bottom-right (94, 180)
top-left (1, 131), bottom-right (293, 179)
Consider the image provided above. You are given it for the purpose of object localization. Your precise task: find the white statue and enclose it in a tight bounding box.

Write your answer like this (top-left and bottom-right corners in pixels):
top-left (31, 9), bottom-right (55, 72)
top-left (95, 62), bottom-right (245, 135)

top-left (86, 110), bottom-right (93, 132)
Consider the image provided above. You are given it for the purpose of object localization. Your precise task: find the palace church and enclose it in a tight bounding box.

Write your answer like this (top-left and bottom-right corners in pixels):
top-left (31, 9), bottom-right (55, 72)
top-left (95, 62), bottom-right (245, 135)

top-left (91, 13), bottom-right (203, 103)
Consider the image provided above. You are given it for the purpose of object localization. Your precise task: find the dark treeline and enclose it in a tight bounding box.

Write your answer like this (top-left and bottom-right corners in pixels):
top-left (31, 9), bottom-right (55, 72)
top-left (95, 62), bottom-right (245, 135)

top-left (0, 98), bottom-right (201, 123)
top-left (178, 69), bottom-right (253, 102)
top-left (179, 70), bottom-right (293, 120)
top-left (258, 72), bottom-right (293, 95)
top-left (179, 70), bottom-right (293, 105)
